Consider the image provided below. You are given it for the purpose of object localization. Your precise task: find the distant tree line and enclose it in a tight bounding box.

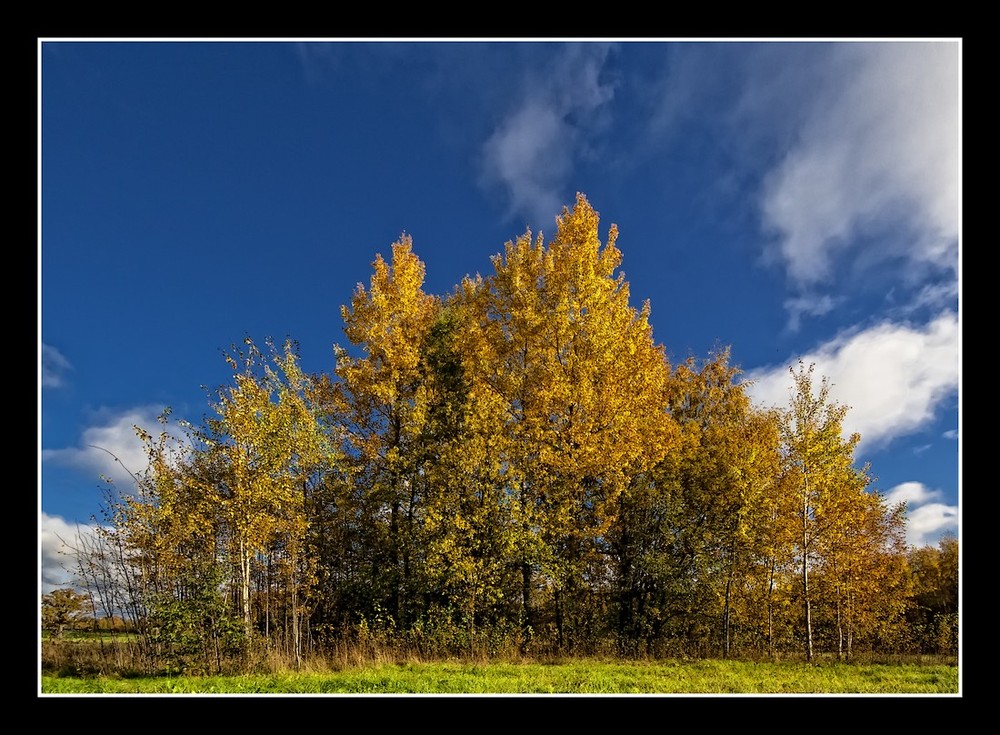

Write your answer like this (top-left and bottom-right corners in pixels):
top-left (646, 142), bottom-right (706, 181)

top-left (61, 194), bottom-right (958, 673)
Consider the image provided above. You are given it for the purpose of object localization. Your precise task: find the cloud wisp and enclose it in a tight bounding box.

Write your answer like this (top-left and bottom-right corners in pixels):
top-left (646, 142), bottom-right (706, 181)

top-left (743, 310), bottom-right (960, 455)
top-left (479, 43), bottom-right (616, 230)
top-left (41, 343), bottom-right (72, 389)
top-left (783, 294), bottom-right (840, 334)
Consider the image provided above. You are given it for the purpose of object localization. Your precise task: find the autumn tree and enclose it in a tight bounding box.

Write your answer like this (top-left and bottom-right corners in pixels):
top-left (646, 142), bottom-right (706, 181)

top-left (464, 193), bottom-right (676, 650)
top-left (203, 337), bottom-right (328, 662)
top-left (809, 476), bottom-right (910, 659)
top-left (744, 463), bottom-right (800, 659)
top-left (257, 341), bottom-right (330, 663)
top-left (42, 588), bottom-right (92, 638)
top-left (608, 353), bottom-right (728, 654)
top-left (669, 353), bottom-right (782, 656)
top-left (329, 236), bottom-right (440, 628)
top-left (905, 536), bottom-right (959, 653)
top-left (683, 364), bottom-right (811, 659)
top-left (94, 410), bottom-right (246, 674)
top-left (410, 304), bottom-right (520, 649)
top-left (780, 361), bottom-right (868, 661)
top-left (79, 340), bottom-right (328, 672)
top-left (609, 351), bottom-right (787, 657)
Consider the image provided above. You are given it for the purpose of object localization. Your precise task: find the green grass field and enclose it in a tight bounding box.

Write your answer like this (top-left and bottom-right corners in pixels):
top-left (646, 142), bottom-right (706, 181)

top-left (40, 658), bottom-right (959, 694)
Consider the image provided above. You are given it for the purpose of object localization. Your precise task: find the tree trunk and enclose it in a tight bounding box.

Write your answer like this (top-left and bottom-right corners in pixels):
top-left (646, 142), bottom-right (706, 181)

top-left (521, 560), bottom-right (532, 650)
top-left (554, 587), bottom-right (564, 649)
top-left (802, 554), bottom-right (812, 661)
top-left (265, 552), bottom-right (271, 638)
top-left (241, 537), bottom-right (252, 638)
top-left (836, 580), bottom-right (843, 661)
top-left (292, 568), bottom-right (301, 670)
top-left (802, 476), bottom-right (813, 662)
top-left (846, 589), bottom-right (854, 663)
top-left (723, 548), bottom-right (735, 659)
top-left (390, 499), bottom-right (400, 623)
top-left (766, 555), bottom-right (776, 659)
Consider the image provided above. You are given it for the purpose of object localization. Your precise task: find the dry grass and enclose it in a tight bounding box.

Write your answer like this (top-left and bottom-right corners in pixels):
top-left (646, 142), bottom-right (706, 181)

top-left (42, 630), bottom-right (958, 680)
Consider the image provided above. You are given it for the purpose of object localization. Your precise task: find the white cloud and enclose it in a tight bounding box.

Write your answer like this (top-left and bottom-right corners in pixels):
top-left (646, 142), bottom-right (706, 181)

top-left (881, 482), bottom-right (958, 548)
top-left (41, 406), bottom-right (176, 490)
top-left (884, 480), bottom-right (938, 508)
top-left (480, 43), bottom-right (616, 229)
top-left (760, 41), bottom-right (960, 289)
top-left (904, 502), bottom-right (959, 549)
top-left (943, 429), bottom-right (958, 440)
top-left (40, 405), bottom-right (188, 607)
top-left (41, 343), bottom-right (72, 388)
top-left (744, 310), bottom-right (960, 454)
top-left (40, 512), bottom-right (99, 595)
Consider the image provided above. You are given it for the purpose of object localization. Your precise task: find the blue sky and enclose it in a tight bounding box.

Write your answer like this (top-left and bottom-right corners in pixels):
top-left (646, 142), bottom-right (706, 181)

top-left (39, 39), bottom-right (961, 593)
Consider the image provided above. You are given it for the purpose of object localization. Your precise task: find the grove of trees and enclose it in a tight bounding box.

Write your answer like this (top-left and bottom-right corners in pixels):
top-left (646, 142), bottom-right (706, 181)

top-left (58, 194), bottom-right (958, 673)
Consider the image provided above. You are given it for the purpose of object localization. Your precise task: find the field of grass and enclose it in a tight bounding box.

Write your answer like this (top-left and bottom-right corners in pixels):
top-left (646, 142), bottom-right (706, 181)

top-left (40, 658), bottom-right (959, 695)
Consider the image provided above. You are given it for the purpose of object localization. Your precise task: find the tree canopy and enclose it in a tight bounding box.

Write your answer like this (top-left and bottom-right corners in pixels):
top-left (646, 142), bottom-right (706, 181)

top-left (63, 194), bottom-right (949, 672)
